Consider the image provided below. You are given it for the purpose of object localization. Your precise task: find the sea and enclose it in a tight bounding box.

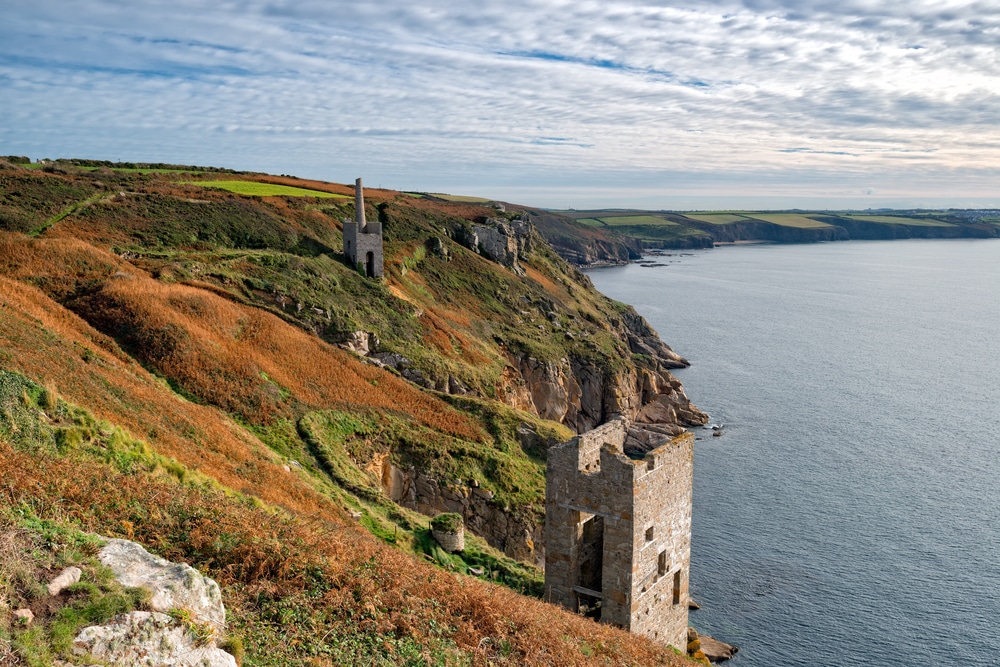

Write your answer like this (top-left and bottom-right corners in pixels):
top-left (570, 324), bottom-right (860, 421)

top-left (588, 239), bottom-right (1000, 667)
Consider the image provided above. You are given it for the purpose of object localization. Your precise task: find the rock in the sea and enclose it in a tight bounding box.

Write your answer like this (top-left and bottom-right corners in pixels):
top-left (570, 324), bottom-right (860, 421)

top-left (624, 423), bottom-right (687, 455)
top-left (97, 538), bottom-right (226, 635)
top-left (47, 566), bottom-right (82, 596)
top-left (700, 634), bottom-right (739, 663)
top-left (73, 611), bottom-right (237, 667)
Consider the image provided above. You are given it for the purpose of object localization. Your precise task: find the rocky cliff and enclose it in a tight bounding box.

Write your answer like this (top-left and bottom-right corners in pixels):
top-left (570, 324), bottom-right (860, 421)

top-left (398, 209), bottom-right (707, 438)
top-left (507, 309), bottom-right (705, 435)
top-left (0, 161), bottom-right (708, 582)
top-left (683, 218), bottom-right (849, 243)
top-left (0, 160), bottom-right (706, 666)
top-left (812, 215), bottom-right (1000, 239)
top-left (527, 209), bottom-right (643, 266)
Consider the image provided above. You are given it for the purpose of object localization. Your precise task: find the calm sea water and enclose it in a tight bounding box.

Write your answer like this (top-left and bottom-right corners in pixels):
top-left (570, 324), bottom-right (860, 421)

top-left (588, 240), bottom-right (1000, 667)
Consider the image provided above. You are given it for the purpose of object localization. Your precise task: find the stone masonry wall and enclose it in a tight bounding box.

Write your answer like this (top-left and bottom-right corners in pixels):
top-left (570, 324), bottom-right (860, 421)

top-left (544, 418), bottom-right (692, 650)
top-left (343, 177), bottom-right (384, 278)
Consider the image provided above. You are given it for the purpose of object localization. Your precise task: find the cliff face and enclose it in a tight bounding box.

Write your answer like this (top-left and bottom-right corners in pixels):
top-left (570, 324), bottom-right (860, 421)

top-left (444, 214), bottom-right (706, 437)
top-left (684, 218), bottom-right (849, 243)
top-left (0, 162), bottom-right (708, 572)
top-left (812, 215), bottom-right (1000, 239)
top-left (532, 207), bottom-right (1000, 266)
top-left (527, 209), bottom-right (643, 266)
top-left (509, 309), bottom-right (705, 435)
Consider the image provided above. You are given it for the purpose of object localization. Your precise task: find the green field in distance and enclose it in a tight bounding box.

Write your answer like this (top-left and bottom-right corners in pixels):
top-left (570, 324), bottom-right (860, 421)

top-left (189, 181), bottom-right (348, 198)
top-left (742, 213), bottom-right (832, 228)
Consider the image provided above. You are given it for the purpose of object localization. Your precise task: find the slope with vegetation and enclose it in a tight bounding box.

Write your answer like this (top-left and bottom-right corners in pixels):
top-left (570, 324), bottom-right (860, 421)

top-left (0, 157), bottom-right (705, 665)
top-left (549, 207), bottom-right (999, 254)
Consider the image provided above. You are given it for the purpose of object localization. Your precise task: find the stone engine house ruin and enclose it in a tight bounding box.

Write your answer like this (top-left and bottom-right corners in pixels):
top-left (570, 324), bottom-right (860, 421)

top-left (544, 418), bottom-right (693, 649)
top-left (343, 177), bottom-right (384, 278)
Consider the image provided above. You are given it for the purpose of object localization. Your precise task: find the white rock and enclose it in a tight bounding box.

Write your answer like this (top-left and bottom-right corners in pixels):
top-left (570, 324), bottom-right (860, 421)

top-left (73, 611), bottom-right (237, 667)
top-left (97, 539), bottom-right (225, 634)
top-left (14, 608), bottom-right (34, 624)
top-left (48, 566), bottom-right (82, 596)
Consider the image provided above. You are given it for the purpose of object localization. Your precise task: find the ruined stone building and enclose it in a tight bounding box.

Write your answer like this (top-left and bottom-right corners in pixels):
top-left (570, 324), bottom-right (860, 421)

top-left (544, 418), bottom-right (693, 649)
top-left (343, 177), bottom-right (383, 278)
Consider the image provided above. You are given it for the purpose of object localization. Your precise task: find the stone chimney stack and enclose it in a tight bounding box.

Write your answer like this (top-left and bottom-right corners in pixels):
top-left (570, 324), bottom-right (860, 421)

top-left (342, 176), bottom-right (384, 279)
top-left (355, 177), bottom-right (366, 230)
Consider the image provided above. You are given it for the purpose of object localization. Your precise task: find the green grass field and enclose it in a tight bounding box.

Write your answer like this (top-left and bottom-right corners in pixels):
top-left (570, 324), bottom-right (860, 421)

top-left (598, 215), bottom-right (678, 226)
top-left (742, 213), bottom-right (832, 228)
top-left (845, 215), bottom-right (953, 227)
top-left (187, 181), bottom-right (348, 198)
top-left (682, 214), bottom-right (748, 224)
top-left (428, 193), bottom-right (492, 203)
top-left (575, 218), bottom-right (607, 227)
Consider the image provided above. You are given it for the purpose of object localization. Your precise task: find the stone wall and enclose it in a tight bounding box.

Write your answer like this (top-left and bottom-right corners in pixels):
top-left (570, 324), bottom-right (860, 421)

top-left (544, 418), bottom-right (692, 650)
top-left (431, 526), bottom-right (465, 553)
top-left (343, 177), bottom-right (384, 278)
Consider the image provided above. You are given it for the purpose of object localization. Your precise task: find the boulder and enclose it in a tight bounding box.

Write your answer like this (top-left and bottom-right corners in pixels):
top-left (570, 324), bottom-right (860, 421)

top-left (426, 236), bottom-right (450, 260)
top-left (47, 566), bottom-right (82, 596)
top-left (338, 330), bottom-right (379, 356)
top-left (73, 611), bottom-right (237, 667)
top-left (97, 539), bottom-right (226, 635)
top-left (624, 424), bottom-right (686, 456)
top-left (447, 374), bottom-right (470, 395)
top-left (700, 635), bottom-right (739, 663)
top-left (66, 538), bottom-right (237, 667)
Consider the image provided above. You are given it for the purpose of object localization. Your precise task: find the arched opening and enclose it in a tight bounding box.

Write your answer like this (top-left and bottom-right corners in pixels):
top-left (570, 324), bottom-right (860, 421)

top-left (365, 251), bottom-right (375, 278)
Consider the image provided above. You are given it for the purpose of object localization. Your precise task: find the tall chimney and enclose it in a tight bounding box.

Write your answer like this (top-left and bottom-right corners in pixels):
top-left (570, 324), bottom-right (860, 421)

top-left (355, 177), bottom-right (366, 230)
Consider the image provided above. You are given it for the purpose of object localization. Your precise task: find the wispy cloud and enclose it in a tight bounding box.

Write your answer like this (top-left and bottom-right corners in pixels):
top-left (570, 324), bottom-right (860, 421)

top-left (1, 0), bottom-right (998, 208)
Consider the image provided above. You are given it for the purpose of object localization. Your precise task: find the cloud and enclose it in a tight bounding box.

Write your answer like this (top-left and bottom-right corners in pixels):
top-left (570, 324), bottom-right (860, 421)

top-left (1, 0), bottom-right (998, 208)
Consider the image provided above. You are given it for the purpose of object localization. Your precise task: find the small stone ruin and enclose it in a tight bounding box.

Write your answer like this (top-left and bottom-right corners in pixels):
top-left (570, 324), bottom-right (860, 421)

top-left (430, 512), bottom-right (465, 553)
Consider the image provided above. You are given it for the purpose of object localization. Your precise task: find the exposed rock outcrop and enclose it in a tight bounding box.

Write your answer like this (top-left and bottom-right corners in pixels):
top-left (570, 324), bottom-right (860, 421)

top-left (69, 538), bottom-right (236, 667)
top-left (457, 215), bottom-right (533, 275)
top-left (338, 330), bottom-right (380, 356)
top-left (379, 460), bottom-right (543, 565)
top-left (98, 539), bottom-right (226, 634)
top-left (511, 305), bottom-right (706, 435)
top-left (73, 612), bottom-right (237, 667)
top-left (687, 627), bottom-right (738, 663)
top-left (699, 634), bottom-right (739, 663)
top-left (370, 351), bottom-right (434, 388)
top-left (528, 209), bottom-right (643, 267)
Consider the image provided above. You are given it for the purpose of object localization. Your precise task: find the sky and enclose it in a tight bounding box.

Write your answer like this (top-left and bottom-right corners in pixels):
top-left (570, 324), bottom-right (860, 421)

top-left (2, 1), bottom-right (999, 210)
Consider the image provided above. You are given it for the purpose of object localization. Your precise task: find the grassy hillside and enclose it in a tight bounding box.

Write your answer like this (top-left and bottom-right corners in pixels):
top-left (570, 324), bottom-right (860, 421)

top-left (549, 207), bottom-right (999, 252)
top-left (0, 158), bottom-right (698, 665)
top-left (554, 210), bottom-right (712, 250)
